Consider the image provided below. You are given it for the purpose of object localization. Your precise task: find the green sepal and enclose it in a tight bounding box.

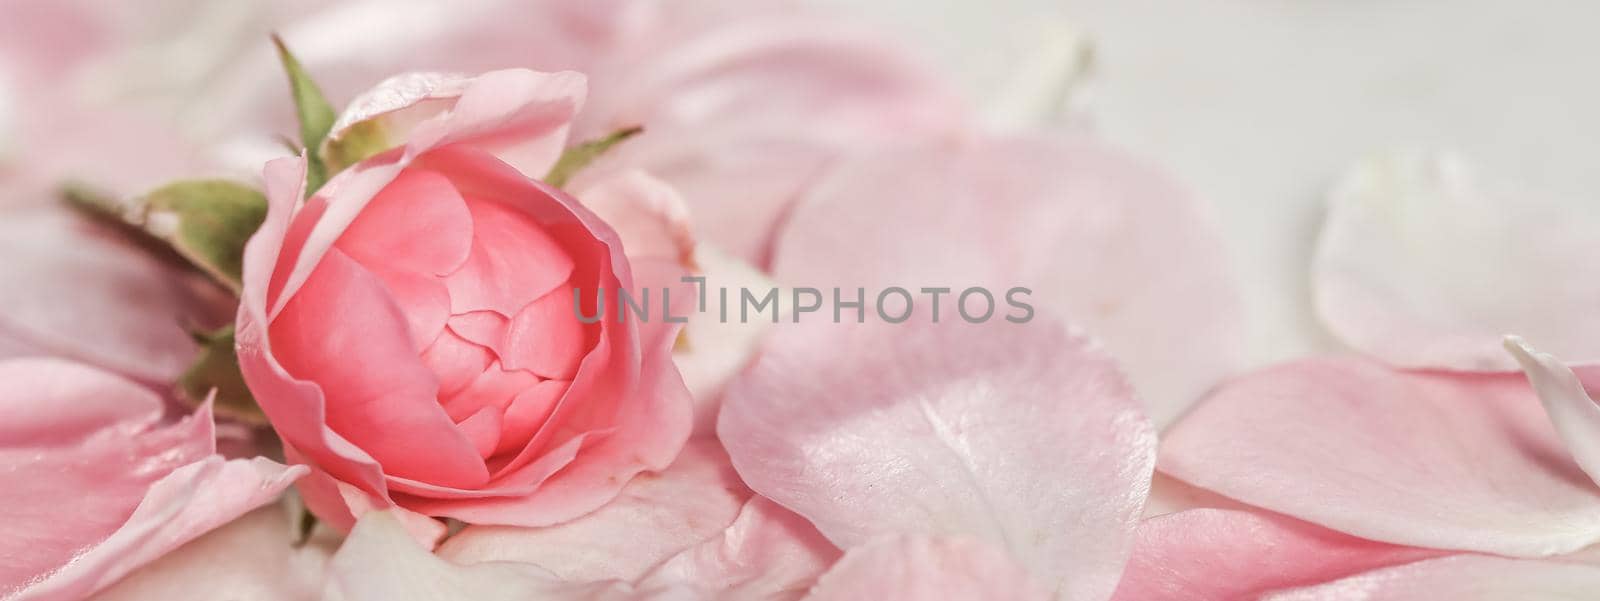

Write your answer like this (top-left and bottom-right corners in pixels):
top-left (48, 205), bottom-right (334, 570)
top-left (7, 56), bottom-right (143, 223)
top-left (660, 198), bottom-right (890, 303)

top-left (142, 180), bottom-right (268, 293)
top-left (65, 179), bottom-right (267, 294)
top-left (321, 118), bottom-right (391, 174)
top-left (272, 34), bottom-right (338, 194)
top-left (544, 126), bottom-right (643, 188)
top-left (178, 325), bottom-right (264, 424)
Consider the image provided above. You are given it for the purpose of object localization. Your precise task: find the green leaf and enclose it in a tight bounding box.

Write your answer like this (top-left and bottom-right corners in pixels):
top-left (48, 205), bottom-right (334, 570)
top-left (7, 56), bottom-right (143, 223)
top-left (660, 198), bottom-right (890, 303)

top-left (178, 325), bottom-right (264, 424)
top-left (321, 118), bottom-right (391, 173)
top-left (272, 34), bottom-right (338, 193)
top-left (142, 180), bottom-right (269, 293)
top-left (544, 125), bottom-right (643, 188)
top-left (63, 180), bottom-right (268, 295)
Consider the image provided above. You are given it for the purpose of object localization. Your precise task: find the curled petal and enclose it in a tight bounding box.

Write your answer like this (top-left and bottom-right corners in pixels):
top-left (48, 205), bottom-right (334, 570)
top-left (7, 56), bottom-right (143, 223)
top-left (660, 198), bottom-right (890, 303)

top-left (1505, 337), bottom-right (1600, 489)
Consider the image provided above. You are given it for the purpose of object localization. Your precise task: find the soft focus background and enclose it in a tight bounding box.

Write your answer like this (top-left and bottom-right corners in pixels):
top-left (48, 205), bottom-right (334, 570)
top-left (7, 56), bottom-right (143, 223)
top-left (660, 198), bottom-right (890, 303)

top-left (4, 0), bottom-right (1597, 367)
top-left (830, 0), bottom-right (1600, 365)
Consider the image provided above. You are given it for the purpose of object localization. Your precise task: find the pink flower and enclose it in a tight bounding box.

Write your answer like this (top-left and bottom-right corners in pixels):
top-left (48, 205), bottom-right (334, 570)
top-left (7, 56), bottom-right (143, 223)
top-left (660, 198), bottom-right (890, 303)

top-left (235, 69), bottom-right (693, 540)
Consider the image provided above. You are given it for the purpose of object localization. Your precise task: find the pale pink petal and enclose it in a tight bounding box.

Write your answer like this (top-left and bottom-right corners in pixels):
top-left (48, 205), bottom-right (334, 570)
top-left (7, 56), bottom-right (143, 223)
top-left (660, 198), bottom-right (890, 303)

top-left (1505, 337), bottom-right (1600, 488)
top-left (672, 246), bottom-right (775, 436)
top-left (641, 496), bottom-right (841, 600)
top-left (0, 358), bottom-right (162, 444)
top-left (20, 456), bottom-right (305, 601)
top-left (801, 535), bottom-right (1049, 601)
top-left (570, 169), bottom-right (696, 266)
top-left (1109, 508), bottom-right (1439, 601)
top-left (769, 135), bottom-right (1243, 427)
top-left (325, 511), bottom-right (636, 601)
top-left (288, 462), bottom-right (446, 549)
top-left (718, 318), bottom-right (1156, 601)
top-left (0, 359), bottom-right (206, 596)
top-left (0, 358), bottom-right (304, 600)
top-left (1266, 554), bottom-right (1600, 601)
top-left (0, 207), bottom-right (225, 382)
top-left (324, 72), bottom-right (473, 155)
top-left (1141, 472), bottom-right (1248, 519)
top-left (401, 69), bottom-right (587, 178)
top-left (574, 12), bottom-right (968, 263)
top-left (438, 439), bottom-right (750, 582)
top-left (86, 506), bottom-right (333, 601)
top-left (1314, 151), bottom-right (1600, 370)
top-left (1161, 356), bottom-right (1600, 556)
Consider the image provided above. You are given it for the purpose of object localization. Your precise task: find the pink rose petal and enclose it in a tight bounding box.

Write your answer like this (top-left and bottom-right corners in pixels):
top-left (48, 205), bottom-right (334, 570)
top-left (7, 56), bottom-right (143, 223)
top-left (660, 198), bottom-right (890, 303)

top-left (1110, 508), bottom-right (1439, 601)
top-left (718, 318), bottom-right (1156, 601)
top-left (1162, 356), bottom-right (1600, 556)
top-left (1314, 151), bottom-right (1600, 370)
top-left (0, 208), bottom-right (224, 382)
top-left (769, 135), bottom-right (1243, 427)
top-left (801, 535), bottom-right (1049, 601)
top-left (570, 169), bottom-right (696, 266)
top-left (326, 511), bottom-right (636, 601)
top-left (1268, 554), bottom-right (1600, 601)
top-left (270, 248), bottom-right (488, 488)
top-left (87, 506), bottom-right (333, 601)
top-left (0, 358), bottom-right (303, 600)
top-left (444, 198), bottom-right (575, 318)
top-left (642, 496), bottom-right (841, 600)
top-left (438, 439), bottom-right (750, 582)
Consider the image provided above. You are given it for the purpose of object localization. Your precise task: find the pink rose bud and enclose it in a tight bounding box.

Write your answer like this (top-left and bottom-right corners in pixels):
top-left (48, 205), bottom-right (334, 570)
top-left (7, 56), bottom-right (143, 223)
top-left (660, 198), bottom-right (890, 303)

top-left (235, 69), bottom-right (692, 541)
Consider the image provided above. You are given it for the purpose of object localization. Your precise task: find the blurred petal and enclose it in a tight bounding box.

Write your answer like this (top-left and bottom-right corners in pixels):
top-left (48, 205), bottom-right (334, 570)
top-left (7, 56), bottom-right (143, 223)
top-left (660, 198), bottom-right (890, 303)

top-left (1314, 151), bottom-right (1600, 370)
top-left (570, 169), bottom-right (696, 266)
top-left (802, 535), bottom-right (1048, 601)
top-left (0, 208), bottom-right (226, 382)
top-left (718, 318), bottom-right (1155, 601)
top-left (1110, 508), bottom-right (1438, 601)
top-left (1162, 357), bottom-right (1600, 556)
top-left (672, 246), bottom-right (775, 436)
top-left (1266, 554), bottom-right (1600, 601)
top-left (770, 135), bottom-right (1243, 427)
